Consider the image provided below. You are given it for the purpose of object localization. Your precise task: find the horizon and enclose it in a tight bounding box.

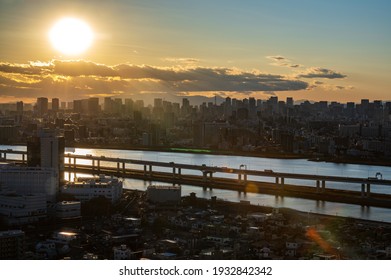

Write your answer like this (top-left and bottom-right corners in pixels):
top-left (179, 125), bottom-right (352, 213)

top-left (1, 0), bottom-right (390, 104)
top-left (1, 94), bottom-right (391, 108)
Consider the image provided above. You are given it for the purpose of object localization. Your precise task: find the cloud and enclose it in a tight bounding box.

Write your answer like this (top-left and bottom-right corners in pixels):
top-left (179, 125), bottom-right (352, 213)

top-left (0, 61), bottom-right (50, 75)
top-left (331, 85), bottom-right (354, 91)
top-left (163, 57), bottom-right (200, 64)
top-left (306, 79), bottom-right (354, 91)
top-left (267, 55), bottom-right (286, 61)
top-left (53, 60), bottom-right (117, 77)
top-left (266, 55), bottom-right (302, 68)
top-left (0, 59), bottom-right (312, 100)
top-left (297, 67), bottom-right (347, 79)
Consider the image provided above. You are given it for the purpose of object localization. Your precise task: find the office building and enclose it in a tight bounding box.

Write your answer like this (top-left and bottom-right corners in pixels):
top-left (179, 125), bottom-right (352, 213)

top-left (27, 129), bottom-right (65, 182)
top-left (52, 98), bottom-right (59, 111)
top-left (36, 97), bottom-right (48, 116)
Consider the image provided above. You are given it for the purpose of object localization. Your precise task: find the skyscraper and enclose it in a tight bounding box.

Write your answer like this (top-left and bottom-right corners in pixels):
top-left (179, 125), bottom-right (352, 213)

top-left (52, 98), bottom-right (59, 111)
top-left (27, 129), bottom-right (65, 183)
top-left (36, 97), bottom-right (48, 116)
top-left (286, 97), bottom-right (294, 108)
top-left (16, 101), bottom-right (23, 113)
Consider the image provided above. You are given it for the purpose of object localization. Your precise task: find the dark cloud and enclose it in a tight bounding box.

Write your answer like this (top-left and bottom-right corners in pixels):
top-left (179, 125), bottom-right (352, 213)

top-left (266, 55), bottom-right (302, 68)
top-left (0, 59), bottom-right (311, 100)
top-left (0, 62), bottom-right (50, 75)
top-left (332, 85), bottom-right (354, 90)
top-left (267, 56), bottom-right (286, 61)
top-left (297, 67), bottom-right (346, 79)
top-left (53, 60), bottom-right (117, 77)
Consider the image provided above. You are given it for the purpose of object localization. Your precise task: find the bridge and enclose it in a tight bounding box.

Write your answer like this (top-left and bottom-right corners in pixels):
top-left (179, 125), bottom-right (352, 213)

top-left (1, 149), bottom-right (391, 208)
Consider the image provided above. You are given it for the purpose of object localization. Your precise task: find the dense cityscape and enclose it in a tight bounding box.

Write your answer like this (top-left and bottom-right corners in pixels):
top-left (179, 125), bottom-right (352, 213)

top-left (1, 96), bottom-right (391, 164)
top-left (0, 96), bottom-right (391, 260)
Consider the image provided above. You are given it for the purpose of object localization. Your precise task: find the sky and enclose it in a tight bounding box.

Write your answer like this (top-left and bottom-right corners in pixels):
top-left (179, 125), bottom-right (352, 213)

top-left (0, 0), bottom-right (390, 104)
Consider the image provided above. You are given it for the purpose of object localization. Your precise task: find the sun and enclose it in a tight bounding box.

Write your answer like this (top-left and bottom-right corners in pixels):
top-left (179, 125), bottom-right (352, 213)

top-left (49, 17), bottom-right (93, 56)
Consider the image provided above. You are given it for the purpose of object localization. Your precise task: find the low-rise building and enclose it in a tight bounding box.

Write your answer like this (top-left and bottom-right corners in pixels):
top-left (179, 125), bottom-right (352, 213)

top-left (55, 201), bottom-right (81, 219)
top-left (147, 185), bottom-right (181, 204)
top-left (0, 193), bottom-right (47, 225)
top-left (61, 175), bottom-right (122, 204)
top-left (0, 165), bottom-right (58, 202)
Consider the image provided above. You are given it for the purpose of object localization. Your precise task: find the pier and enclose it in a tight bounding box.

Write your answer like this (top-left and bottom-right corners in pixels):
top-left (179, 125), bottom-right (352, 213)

top-left (1, 149), bottom-right (391, 208)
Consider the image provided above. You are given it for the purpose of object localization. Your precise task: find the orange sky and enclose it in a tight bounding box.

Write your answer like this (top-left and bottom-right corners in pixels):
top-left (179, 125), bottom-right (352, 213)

top-left (0, 0), bottom-right (390, 104)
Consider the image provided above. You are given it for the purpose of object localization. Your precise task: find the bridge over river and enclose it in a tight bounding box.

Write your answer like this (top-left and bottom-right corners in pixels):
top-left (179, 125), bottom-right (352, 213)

top-left (1, 149), bottom-right (391, 208)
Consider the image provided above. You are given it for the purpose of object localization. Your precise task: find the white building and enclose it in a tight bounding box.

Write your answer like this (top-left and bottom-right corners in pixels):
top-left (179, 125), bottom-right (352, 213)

top-left (55, 201), bottom-right (81, 219)
top-left (61, 175), bottom-right (122, 204)
top-left (27, 129), bottom-right (65, 182)
top-left (0, 193), bottom-right (47, 225)
top-left (147, 185), bottom-right (181, 204)
top-left (0, 165), bottom-right (58, 202)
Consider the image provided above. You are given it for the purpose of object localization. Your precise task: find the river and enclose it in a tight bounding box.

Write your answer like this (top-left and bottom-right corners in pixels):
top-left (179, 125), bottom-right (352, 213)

top-left (2, 145), bottom-right (391, 223)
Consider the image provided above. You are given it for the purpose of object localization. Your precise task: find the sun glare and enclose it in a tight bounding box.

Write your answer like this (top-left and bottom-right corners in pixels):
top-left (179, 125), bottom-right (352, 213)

top-left (49, 17), bottom-right (93, 56)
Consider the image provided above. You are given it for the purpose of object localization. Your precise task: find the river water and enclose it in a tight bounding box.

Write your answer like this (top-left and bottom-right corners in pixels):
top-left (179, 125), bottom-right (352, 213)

top-left (2, 145), bottom-right (391, 223)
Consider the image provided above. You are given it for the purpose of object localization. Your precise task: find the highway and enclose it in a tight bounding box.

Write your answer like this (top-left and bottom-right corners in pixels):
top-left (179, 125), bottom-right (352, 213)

top-left (1, 149), bottom-right (391, 207)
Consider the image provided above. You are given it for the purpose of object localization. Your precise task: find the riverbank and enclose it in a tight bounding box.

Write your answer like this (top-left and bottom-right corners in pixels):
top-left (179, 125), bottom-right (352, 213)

top-left (192, 194), bottom-right (391, 226)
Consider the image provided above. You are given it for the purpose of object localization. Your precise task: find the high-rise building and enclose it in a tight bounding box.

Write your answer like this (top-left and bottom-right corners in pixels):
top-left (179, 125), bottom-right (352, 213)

top-left (16, 101), bottom-right (23, 113)
top-left (104, 97), bottom-right (113, 113)
top-left (52, 98), bottom-right (59, 111)
top-left (154, 98), bottom-right (163, 108)
top-left (60, 102), bottom-right (67, 110)
top-left (124, 98), bottom-right (134, 114)
top-left (15, 101), bottom-right (24, 124)
top-left (361, 99), bottom-right (370, 116)
top-left (27, 129), bottom-right (65, 183)
top-left (181, 98), bottom-right (190, 115)
top-left (73, 100), bottom-right (82, 113)
top-left (286, 97), bottom-right (294, 108)
top-left (36, 97), bottom-right (48, 116)
top-left (134, 100), bottom-right (144, 110)
top-left (88, 97), bottom-right (100, 115)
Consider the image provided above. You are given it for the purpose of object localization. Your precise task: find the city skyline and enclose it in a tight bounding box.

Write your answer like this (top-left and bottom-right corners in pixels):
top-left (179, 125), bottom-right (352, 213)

top-left (0, 0), bottom-right (390, 104)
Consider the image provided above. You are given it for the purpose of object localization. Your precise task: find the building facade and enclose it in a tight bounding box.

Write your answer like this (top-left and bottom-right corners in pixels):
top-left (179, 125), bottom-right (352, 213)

top-left (0, 166), bottom-right (58, 201)
top-left (61, 175), bottom-right (122, 204)
top-left (147, 185), bottom-right (181, 204)
top-left (0, 193), bottom-right (47, 225)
